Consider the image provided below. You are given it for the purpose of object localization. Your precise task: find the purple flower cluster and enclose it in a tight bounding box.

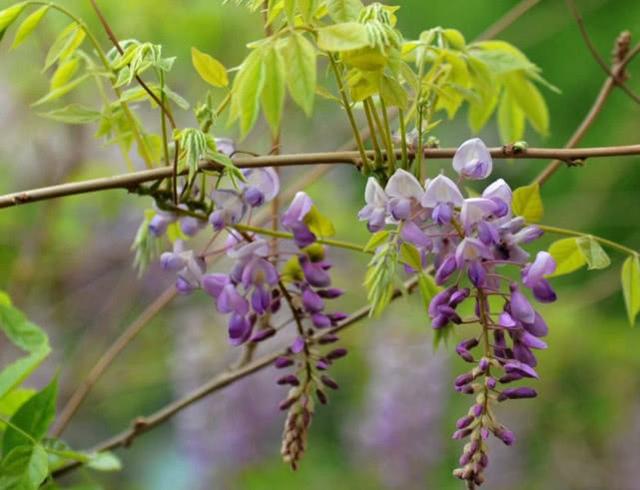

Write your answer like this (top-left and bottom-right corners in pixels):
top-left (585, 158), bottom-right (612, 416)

top-left (358, 138), bottom-right (557, 486)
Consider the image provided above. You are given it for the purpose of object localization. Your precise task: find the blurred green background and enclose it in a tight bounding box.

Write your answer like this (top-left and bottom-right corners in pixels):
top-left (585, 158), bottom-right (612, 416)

top-left (1, 0), bottom-right (639, 489)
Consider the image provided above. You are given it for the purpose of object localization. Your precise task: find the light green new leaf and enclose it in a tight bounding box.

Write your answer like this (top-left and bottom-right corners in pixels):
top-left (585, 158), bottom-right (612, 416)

top-left (296, 0), bottom-right (317, 22)
top-left (0, 444), bottom-right (48, 490)
top-left (512, 183), bottom-right (543, 222)
top-left (326, 0), bottom-right (363, 21)
top-left (32, 74), bottom-right (90, 107)
top-left (548, 238), bottom-right (586, 277)
top-left (3, 377), bottom-right (57, 455)
top-left (191, 47), bottom-right (228, 87)
top-left (363, 230), bottom-right (390, 252)
top-left (39, 104), bottom-right (101, 124)
top-left (44, 23), bottom-right (85, 71)
top-left (399, 242), bottom-right (422, 271)
top-left (417, 273), bottom-right (439, 311)
top-left (283, 32), bottom-right (316, 116)
top-left (380, 74), bottom-right (407, 109)
top-left (317, 22), bottom-right (370, 52)
top-left (497, 89), bottom-right (525, 143)
top-left (0, 293), bottom-right (50, 401)
top-left (232, 48), bottom-right (266, 136)
top-left (0, 388), bottom-right (34, 431)
top-left (0, 2), bottom-right (26, 41)
top-left (86, 452), bottom-right (122, 472)
top-left (11, 5), bottom-right (48, 49)
top-left (576, 236), bottom-right (611, 270)
top-left (261, 45), bottom-right (286, 135)
top-left (621, 255), bottom-right (640, 326)
top-left (50, 58), bottom-right (79, 91)
top-left (504, 72), bottom-right (549, 136)
top-left (304, 206), bottom-right (336, 238)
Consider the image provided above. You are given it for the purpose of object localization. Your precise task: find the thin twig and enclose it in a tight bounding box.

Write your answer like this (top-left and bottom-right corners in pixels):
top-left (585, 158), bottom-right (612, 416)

top-left (476, 0), bottom-right (540, 41)
top-left (565, 0), bottom-right (640, 104)
top-left (52, 276), bottom-right (419, 478)
top-left (3, 144), bottom-right (640, 209)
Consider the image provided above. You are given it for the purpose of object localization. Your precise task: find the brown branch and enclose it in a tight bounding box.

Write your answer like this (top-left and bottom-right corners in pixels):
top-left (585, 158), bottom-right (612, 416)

top-left (534, 34), bottom-right (639, 186)
top-left (51, 286), bottom-right (178, 436)
top-left (565, 0), bottom-right (640, 104)
top-left (3, 144), bottom-right (640, 210)
top-left (52, 276), bottom-right (419, 478)
top-left (476, 0), bottom-right (541, 41)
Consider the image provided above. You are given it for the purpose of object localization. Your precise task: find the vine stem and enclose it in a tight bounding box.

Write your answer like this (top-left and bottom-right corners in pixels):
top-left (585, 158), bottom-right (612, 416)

top-left (3, 145), bottom-right (640, 209)
top-left (51, 275), bottom-right (420, 478)
top-left (537, 224), bottom-right (638, 256)
top-left (234, 224), bottom-right (368, 254)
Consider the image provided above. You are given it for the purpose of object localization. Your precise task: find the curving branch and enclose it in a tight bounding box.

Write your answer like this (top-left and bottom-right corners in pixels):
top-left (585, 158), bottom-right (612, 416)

top-left (3, 144), bottom-right (640, 209)
top-left (51, 275), bottom-right (420, 478)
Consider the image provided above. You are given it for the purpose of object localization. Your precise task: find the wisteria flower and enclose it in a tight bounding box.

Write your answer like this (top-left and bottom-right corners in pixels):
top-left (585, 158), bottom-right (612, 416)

top-left (453, 138), bottom-right (493, 180)
top-left (358, 177), bottom-right (388, 232)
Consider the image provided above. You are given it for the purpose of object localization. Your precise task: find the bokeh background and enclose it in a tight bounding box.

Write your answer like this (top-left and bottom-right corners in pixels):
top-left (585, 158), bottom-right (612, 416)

top-left (1, 0), bottom-right (640, 488)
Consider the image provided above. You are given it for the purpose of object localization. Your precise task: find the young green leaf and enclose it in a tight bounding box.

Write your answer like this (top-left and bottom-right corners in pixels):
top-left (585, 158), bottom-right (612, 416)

top-left (0, 444), bottom-right (48, 490)
top-left (326, 0), bottom-right (363, 22)
top-left (3, 377), bottom-right (57, 455)
top-left (548, 238), bottom-right (586, 277)
top-left (231, 48), bottom-right (266, 136)
top-left (497, 89), bottom-right (525, 143)
top-left (0, 2), bottom-right (27, 41)
top-left (317, 22), bottom-right (370, 52)
top-left (261, 44), bottom-right (286, 135)
top-left (191, 47), bottom-right (228, 87)
top-left (576, 236), bottom-right (611, 270)
top-left (504, 73), bottom-right (549, 136)
top-left (399, 242), bottom-right (422, 271)
top-left (621, 254), bottom-right (640, 326)
top-left (32, 74), bottom-right (90, 107)
top-left (417, 272), bottom-right (440, 311)
top-left (39, 104), bottom-right (101, 124)
top-left (380, 74), bottom-right (407, 109)
top-left (283, 32), bottom-right (316, 116)
top-left (363, 229), bottom-right (390, 252)
top-left (512, 183), bottom-right (543, 222)
top-left (11, 5), bottom-right (48, 49)
top-left (43, 23), bottom-right (85, 71)
top-left (0, 293), bottom-right (50, 400)
top-left (0, 388), bottom-right (35, 430)
top-left (86, 451), bottom-right (122, 472)
top-left (303, 206), bottom-right (336, 238)
top-left (50, 57), bottom-right (80, 91)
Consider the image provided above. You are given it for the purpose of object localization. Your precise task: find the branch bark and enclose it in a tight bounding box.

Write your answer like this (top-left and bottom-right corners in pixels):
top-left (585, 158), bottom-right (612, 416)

top-left (52, 276), bottom-right (419, 478)
top-left (3, 145), bottom-right (640, 209)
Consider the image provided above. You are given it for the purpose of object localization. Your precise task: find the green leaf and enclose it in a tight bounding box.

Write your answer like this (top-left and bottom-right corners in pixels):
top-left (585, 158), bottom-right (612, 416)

top-left (621, 255), bottom-right (640, 326)
top-left (326, 0), bottom-right (363, 22)
top-left (232, 48), bottom-right (266, 136)
top-left (417, 273), bottom-right (440, 311)
top-left (3, 377), bottom-right (57, 455)
top-left (11, 5), bottom-right (48, 49)
top-left (576, 236), bottom-right (611, 271)
top-left (191, 47), bottom-right (228, 87)
top-left (303, 206), bottom-right (335, 238)
top-left (0, 444), bottom-right (48, 490)
top-left (43, 23), bottom-right (85, 71)
top-left (548, 238), bottom-right (586, 277)
top-left (49, 58), bottom-right (79, 91)
top-left (86, 452), bottom-right (121, 472)
top-left (0, 294), bottom-right (50, 401)
top-left (380, 74), bottom-right (407, 109)
top-left (38, 104), bottom-right (101, 124)
top-left (363, 230), bottom-right (389, 252)
top-left (497, 89), bottom-right (525, 143)
top-left (32, 74), bottom-right (90, 107)
top-left (163, 86), bottom-right (190, 111)
top-left (399, 242), bottom-right (421, 271)
top-left (261, 45), bottom-right (286, 135)
top-left (283, 32), bottom-right (316, 116)
top-left (0, 3), bottom-right (26, 41)
top-left (504, 72), bottom-right (549, 136)
top-left (317, 22), bottom-right (370, 52)
top-left (0, 389), bottom-right (34, 431)
top-left (512, 183), bottom-right (543, 222)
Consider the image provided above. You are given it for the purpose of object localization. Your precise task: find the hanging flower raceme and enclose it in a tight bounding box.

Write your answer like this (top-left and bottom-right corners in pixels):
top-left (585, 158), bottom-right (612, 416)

top-left (357, 137), bottom-right (557, 487)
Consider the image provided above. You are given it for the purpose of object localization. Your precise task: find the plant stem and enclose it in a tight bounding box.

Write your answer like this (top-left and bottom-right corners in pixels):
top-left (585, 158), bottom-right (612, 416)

top-left (398, 108), bottom-right (409, 170)
top-left (328, 55), bottom-right (369, 171)
top-left (363, 99), bottom-right (383, 164)
top-left (379, 98), bottom-right (397, 172)
top-left (537, 224), bottom-right (638, 256)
